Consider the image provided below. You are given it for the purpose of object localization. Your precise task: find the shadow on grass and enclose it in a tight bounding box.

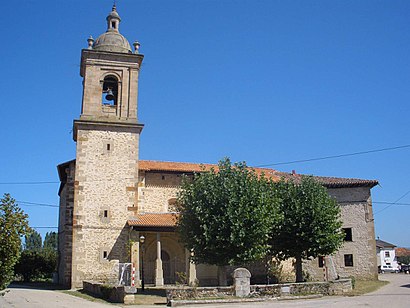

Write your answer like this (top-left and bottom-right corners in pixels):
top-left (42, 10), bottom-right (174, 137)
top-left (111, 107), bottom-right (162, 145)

top-left (137, 288), bottom-right (167, 297)
top-left (65, 288), bottom-right (167, 306)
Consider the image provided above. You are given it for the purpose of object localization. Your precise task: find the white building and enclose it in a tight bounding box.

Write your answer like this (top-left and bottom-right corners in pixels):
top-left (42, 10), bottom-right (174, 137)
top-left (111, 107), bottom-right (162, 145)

top-left (376, 239), bottom-right (399, 273)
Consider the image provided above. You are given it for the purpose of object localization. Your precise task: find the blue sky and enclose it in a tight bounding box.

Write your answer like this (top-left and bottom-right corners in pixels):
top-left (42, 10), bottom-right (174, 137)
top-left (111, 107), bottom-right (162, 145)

top-left (1, 0), bottom-right (409, 247)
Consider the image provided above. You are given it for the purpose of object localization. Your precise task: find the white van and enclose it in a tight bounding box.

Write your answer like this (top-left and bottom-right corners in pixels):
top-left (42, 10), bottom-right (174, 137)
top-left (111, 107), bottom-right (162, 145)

top-left (379, 264), bottom-right (400, 273)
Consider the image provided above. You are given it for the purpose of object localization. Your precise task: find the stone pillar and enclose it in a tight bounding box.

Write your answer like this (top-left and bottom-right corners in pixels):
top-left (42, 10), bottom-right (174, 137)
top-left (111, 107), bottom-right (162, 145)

top-left (155, 233), bottom-right (164, 286)
top-left (233, 268), bottom-right (251, 297)
top-left (130, 231), bottom-right (140, 286)
top-left (185, 249), bottom-right (197, 286)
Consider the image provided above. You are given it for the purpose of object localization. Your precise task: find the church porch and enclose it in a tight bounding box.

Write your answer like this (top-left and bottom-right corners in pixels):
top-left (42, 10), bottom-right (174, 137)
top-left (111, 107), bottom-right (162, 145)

top-left (128, 213), bottom-right (197, 287)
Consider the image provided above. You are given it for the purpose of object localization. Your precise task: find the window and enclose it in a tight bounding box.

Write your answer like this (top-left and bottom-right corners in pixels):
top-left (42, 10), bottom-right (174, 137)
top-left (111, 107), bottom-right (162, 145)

top-left (100, 208), bottom-right (110, 223)
top-left (102, 75), bottom-right (118, 106)
top-left (318, 256), bottom-right (324, 268)
top-left (344, 254), bottom-right (354, 267)
top-left (343, 228), bottom-right (352, 241)
top-left (103, 141), bottom-right (113, 154)
top-left (385, 251), bottom-right (390, 258)
top-left (100, 247), bottom-right (110, 262)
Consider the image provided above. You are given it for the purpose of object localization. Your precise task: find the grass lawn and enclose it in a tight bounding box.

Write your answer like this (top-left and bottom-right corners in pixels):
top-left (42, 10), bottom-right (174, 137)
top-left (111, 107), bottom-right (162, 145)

top-left (61, 290), bottom-right (110, 304)
top-left (346, 279), bottom-right (389, 296)
top-left (62, 289), bottom-right (167, 305)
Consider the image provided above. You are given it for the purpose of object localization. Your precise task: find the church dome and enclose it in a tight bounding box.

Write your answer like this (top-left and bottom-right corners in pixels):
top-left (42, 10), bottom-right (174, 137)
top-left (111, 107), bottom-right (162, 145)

top-left (92, 5), bottom-right (132, 54)
top-left (93, 31), bottom-right (132, 53)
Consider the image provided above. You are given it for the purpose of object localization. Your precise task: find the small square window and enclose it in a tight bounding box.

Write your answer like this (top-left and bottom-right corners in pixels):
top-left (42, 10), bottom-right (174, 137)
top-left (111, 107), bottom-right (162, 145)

top-left (104, 210), bottom-right (108, 218)
top-left (103, 251), bottom-right (108, 259)
top-left (103, 141), bottom-right (113, 154)
top-left (344, 254), bottom-right (354, 267)
top-left (385, 251), bottom-right (390, 258)
top-left (343, 228), bottom-right (352, 241)
top-left (318, 256), bottom-right (324, 268)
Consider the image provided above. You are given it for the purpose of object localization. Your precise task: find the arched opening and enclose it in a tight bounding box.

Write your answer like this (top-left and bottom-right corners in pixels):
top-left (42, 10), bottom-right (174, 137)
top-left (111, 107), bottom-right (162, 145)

top-left (102, 75), bottom-right (118, 106)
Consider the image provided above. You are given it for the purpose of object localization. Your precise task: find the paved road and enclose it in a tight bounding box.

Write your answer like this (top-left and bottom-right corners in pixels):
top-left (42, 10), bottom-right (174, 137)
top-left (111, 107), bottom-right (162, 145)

top-left (0, 284), bottom-right (114, 308)
top-left (0, 274), bottom-right (409, 308)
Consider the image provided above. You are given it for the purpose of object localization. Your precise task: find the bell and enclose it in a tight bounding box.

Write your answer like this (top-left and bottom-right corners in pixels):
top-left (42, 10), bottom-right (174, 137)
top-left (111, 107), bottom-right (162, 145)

top-left (105, 89), bottom-right (115, 101)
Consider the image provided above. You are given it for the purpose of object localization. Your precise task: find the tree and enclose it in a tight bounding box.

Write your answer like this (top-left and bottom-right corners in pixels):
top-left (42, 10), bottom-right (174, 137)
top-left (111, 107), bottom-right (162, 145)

top-left (270, 176), bottom-right (344, 282)
top-left (15, 249), bottom-right (57, 282)
top-left (397, 255), bottom-right (410, 265)
top-left (0, 193), bottom-right (31, 290)
top-left (43, 232), bottom-right (57, 251)
top-left (176, 158), bottom-right (281, 284)
top-left (25, 230), bottom-right (42, 251)
top-left (15, 232), bottom-right (58, 282)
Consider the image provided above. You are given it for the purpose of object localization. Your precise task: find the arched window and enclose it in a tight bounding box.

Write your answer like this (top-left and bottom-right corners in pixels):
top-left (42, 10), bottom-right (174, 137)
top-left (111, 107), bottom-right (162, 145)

top-left (102, 75), bottom-right (118, 106)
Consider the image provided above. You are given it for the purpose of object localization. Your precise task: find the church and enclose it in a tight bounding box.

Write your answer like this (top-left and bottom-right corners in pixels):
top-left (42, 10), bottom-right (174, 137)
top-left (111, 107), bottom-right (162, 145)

top-left (57, 6), bottom-right (379, 289)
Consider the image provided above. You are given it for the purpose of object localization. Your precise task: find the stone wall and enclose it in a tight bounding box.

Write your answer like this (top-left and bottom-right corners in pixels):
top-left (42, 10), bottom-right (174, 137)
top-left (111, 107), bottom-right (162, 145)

top-left (304, 187), bottom-right (378, 281)
top-left (83, 280), bottom-right (128, 303)
top-left (71, 126), bottom-right (140, 288)
top-left (166, 286), bottom-right (234, 301)
top-left (165, 279), bottom-right (352, 303)
top-left (138, 171), bottom-right (181, 212)
top-left (58, 160), bottom-right (75, 287)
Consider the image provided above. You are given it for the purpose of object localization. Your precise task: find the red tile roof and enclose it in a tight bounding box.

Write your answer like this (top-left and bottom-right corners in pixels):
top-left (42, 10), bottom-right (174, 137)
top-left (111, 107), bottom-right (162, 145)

top-left (396, 247), bottom-right (410, 257)
top-left (139, 160), bottom-right (278, 178)
top-left (139, 160), bottom-right (378, 188)
top-left (128, 213), bottom-right (178, 228)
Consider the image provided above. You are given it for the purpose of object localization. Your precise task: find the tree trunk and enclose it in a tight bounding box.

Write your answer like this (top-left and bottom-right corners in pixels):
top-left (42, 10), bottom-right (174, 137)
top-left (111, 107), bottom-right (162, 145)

top-left (217, 265), bottom-right (227, 286)
top-left (295, 254), bottom-right (303, 283)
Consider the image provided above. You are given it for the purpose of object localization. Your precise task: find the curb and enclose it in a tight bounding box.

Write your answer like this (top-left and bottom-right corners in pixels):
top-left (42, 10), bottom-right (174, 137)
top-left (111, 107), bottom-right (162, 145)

top-left (169, 294), bottom-right (323, 307)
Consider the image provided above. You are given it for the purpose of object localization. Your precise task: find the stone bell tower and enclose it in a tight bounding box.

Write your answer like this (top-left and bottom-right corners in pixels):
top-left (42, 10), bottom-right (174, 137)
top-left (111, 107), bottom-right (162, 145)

top-left (71, 5), bottom-right (143, 288)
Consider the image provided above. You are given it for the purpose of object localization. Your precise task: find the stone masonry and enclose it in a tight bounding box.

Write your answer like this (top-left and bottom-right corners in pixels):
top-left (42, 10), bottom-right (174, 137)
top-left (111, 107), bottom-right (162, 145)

top-left (71, 127), bottom-right (141, 287)
top-left (57, 6), bottom-right (145, 288)
top-left (304, 186), bottom-right (378, 280)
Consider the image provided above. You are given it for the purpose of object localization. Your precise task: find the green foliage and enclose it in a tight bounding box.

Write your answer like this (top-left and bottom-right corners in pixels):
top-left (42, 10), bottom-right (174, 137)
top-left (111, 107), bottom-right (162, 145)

top-left (397, 256), bottom-right (410, 265)
top-left (270, 176), bottom-right (344, 282)
top-left (16, 229), bottom-right (58, 282)
top-left (0, 193), bottom-right (31, 290)
top-left (266, 258), bottom-right (283, 284)
top-left (14, 249), bottom-right (57, 282)
top-left (43, 232), bottom-right (58, 251)
top-left (350, 275), bottom-right (356, 289)
top-left (25, 230), bottom-right (42, 251)
top-left (176, 158), bottom-right (281, 267)
top-left (175, 271), bottom-right (187, 285)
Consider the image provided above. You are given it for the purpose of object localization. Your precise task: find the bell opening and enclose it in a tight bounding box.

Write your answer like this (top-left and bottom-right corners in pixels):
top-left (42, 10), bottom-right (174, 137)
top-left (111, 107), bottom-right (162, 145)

top-left (102, 76), bottom-right (118, 106)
